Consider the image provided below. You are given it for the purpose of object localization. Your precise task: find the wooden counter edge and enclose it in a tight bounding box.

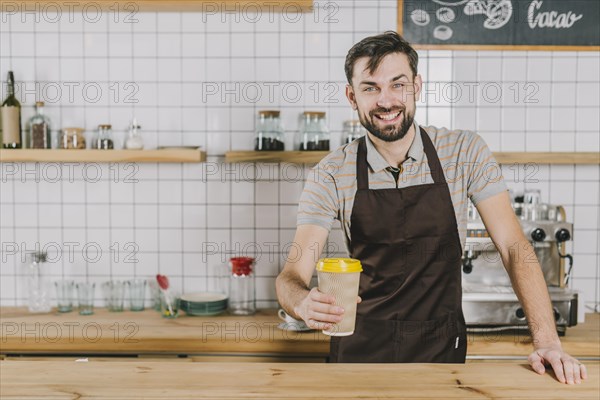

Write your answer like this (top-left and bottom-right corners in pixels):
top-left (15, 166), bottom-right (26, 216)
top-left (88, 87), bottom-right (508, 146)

top-left (1, 308), bottom-right (598, 358)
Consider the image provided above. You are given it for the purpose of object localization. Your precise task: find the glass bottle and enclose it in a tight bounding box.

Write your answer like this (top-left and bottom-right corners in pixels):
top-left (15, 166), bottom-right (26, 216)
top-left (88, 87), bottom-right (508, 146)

top-left (1, 71), bottom-right (22, 149)
top-left (228, 257), bottom-right (256, 315)
top-left (94, 124), bottom-right (114, 149)
top-left (255, 110), bottom-right (284, 151)
top-left (298, 111), bottom-right (329, 151)
top-left (60, 127), bottom-right (86, 149)
top-left (26, 101), bottom-right (52, 149)
top-left (523, 189), bottom-right (541, 205)
top-left (124, 118), bottom-right (143, 150)
top-left (342, 120), bottom-right (366, 144)
top-left (522, 189), bottom-right (545, 221)
top-left (24, 251), bottom-right (51, 313)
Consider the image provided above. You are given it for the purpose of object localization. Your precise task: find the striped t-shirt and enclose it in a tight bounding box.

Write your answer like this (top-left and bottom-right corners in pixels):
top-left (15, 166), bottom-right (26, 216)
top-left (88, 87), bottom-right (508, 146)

top-left (297, 121), bottom-right (508, 252)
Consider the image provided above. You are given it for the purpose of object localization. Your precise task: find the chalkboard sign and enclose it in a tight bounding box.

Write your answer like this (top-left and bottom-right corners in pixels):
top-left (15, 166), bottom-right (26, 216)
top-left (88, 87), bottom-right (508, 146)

top-left (398, 0), bottom-right (600, 50)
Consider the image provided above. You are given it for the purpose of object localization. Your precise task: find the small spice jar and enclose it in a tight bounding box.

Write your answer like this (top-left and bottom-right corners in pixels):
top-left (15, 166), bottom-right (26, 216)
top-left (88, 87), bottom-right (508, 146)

top-left (254, 110), bottom-right (284, 151)
top-left (298, 111), bottom-right (329, 151)
top-left (93, 124), bottom-right (114, 150)
top-left (60, 127), bottom-right (86, 149)
top-left (342, 120), bottom-right (367, 144)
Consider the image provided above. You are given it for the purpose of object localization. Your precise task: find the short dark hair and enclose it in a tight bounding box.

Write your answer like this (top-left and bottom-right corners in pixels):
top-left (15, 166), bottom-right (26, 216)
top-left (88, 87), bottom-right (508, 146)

top-left (344, 31), bottom-right (419, 85)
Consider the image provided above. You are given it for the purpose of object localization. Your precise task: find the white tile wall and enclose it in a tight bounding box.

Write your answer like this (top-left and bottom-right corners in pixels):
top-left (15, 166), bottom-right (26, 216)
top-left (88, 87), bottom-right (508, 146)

top-left (0, 1), bottom-right (598, 311)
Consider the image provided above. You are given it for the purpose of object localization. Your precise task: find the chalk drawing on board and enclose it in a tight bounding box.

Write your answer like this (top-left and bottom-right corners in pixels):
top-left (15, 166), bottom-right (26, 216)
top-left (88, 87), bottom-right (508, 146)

top-left (433, 25), bottom-right (454, 40)
top-left (432, 0), bottom-right (470, 5)
top-left (464, 0), bottom-right (486, 14)
top-left (436, 7), bottom-right (456, 23)
top-left (463, 0), bottom-right (513, 30)
top-left (483, 0), bottom-right (513, 29)
top-left (411, 9), bottom-right (431, 26)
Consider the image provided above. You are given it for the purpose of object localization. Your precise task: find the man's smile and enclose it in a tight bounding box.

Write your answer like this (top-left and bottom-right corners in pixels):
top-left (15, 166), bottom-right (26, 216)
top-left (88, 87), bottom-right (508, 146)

top-left (373, 110), bottom-right (403, 123)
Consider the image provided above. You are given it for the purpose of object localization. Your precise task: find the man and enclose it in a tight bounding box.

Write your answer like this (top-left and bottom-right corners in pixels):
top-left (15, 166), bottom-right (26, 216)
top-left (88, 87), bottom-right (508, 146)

top-left (276, 31), bottom-right (587, 384)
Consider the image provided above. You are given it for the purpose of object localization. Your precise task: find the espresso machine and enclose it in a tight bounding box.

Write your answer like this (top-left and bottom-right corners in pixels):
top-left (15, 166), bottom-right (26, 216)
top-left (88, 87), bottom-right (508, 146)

top-left (461, 190), bottom-right (578, 335)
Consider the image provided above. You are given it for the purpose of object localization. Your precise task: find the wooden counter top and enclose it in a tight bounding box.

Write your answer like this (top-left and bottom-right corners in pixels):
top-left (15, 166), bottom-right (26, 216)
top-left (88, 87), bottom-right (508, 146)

top-left (1, 307), bottom-right (598, 359)
top-left (0, 360), bottom-right (597, 399)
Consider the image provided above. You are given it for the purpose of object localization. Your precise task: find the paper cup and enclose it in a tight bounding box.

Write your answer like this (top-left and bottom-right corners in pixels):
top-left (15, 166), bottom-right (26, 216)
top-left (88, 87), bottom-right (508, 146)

top-left (316, 258), bottom-right (362, 336)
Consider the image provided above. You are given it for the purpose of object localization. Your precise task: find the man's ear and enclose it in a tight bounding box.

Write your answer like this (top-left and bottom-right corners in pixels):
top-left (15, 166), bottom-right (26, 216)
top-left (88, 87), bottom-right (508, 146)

top-left (414, 74), bottom-right (423, 102)
top-left (346, 84), bottom-right (358, 110)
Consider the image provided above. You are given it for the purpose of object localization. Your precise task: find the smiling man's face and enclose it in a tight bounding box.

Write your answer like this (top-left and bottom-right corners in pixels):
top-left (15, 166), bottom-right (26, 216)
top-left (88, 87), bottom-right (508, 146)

top-left (346, 53), bottom-right (422, 142)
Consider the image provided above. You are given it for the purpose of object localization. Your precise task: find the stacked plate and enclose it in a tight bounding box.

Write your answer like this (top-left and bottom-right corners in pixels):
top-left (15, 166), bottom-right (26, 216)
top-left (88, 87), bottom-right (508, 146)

top-left (180, 292), bottom-right (228, 316)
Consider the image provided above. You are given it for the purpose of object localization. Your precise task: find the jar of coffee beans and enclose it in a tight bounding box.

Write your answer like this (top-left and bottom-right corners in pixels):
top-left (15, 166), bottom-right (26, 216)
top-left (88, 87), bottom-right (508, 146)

top-left (26, 101), bottom-right (51, 149)
top-left (298, 111), bottom-right (329, 151)
top-left (342, 120), bottom-right (366, 144)
top-left (254, 110), bottom-right (284, 151)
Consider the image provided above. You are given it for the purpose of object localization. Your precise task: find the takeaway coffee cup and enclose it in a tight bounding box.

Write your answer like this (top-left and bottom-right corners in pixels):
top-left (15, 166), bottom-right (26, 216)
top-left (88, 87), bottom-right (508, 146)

top-left (316, 258), bottom-right (362, 336)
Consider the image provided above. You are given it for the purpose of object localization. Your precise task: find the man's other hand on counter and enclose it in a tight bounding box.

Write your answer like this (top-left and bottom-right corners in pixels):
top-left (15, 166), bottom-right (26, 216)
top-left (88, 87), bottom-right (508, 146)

top-left (529, 346), bottom-right (587, 384)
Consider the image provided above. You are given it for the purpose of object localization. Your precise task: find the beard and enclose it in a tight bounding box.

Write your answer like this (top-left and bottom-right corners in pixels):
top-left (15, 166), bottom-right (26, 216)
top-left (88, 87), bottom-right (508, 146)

top-left (358, 106), bottom-right (415, 143)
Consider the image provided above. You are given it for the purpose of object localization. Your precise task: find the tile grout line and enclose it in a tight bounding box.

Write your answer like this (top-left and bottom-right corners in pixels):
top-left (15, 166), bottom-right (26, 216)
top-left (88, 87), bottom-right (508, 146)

top-left (180, 11), bottom-right (185, 292)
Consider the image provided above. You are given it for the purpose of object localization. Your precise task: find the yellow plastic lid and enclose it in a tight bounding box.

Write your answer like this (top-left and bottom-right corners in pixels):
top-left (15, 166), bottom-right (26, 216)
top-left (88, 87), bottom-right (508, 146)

top-left (316, 258), bottom-right (362, 273)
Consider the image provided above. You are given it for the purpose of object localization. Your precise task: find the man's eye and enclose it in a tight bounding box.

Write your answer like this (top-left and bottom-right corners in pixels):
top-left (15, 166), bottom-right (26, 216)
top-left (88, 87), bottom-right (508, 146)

top-left (393, 83), bottom-right (406, 89)
top-left (364, 87), bottom-right (377, 92)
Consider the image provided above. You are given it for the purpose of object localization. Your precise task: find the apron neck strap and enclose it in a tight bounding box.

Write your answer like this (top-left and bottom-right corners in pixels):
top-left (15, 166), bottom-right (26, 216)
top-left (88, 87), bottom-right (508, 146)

top-left (419, 127), bottom-right (446, 184)
top-left (357, 136), bottom-right (369, 190)
top-left (356, 127), bottom-right (447, 190)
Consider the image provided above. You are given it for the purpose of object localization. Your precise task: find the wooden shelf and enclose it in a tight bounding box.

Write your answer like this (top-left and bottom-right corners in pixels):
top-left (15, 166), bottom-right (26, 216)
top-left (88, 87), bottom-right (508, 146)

top-left (226, 151), bottom-right (600, 165)
top-left (9, 1), bottom-right (314, 12)
top-left (0, 149), bottom-right (206, 163)
top-left (226, 151), bottom-right (329, 164)
top-left (4, 150), bottom-right (596, 165)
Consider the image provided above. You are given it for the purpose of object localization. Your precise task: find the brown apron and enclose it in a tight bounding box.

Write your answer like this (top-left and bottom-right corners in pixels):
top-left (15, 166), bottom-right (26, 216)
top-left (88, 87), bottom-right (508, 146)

top-left (329, 128), bottom-right (467, 363)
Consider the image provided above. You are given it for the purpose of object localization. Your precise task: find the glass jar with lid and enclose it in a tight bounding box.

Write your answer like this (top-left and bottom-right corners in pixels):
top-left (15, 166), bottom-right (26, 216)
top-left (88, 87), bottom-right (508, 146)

top-left (255, 110), bottom-right (284, 151)
top-left (93, 124), bottom-right (114, 149)
top-left (60, 127), bottom-right (86, 149)
top-left (26, 101), bottom-right (52, 149)
top-left (342, 120), bottom-right (367, 145)
top-left (23, 251), bottom-right (51, 313)
top-left (227, 257), bottom-right (256, 315)
top-left (298, 111), bottom-right (329, 151)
